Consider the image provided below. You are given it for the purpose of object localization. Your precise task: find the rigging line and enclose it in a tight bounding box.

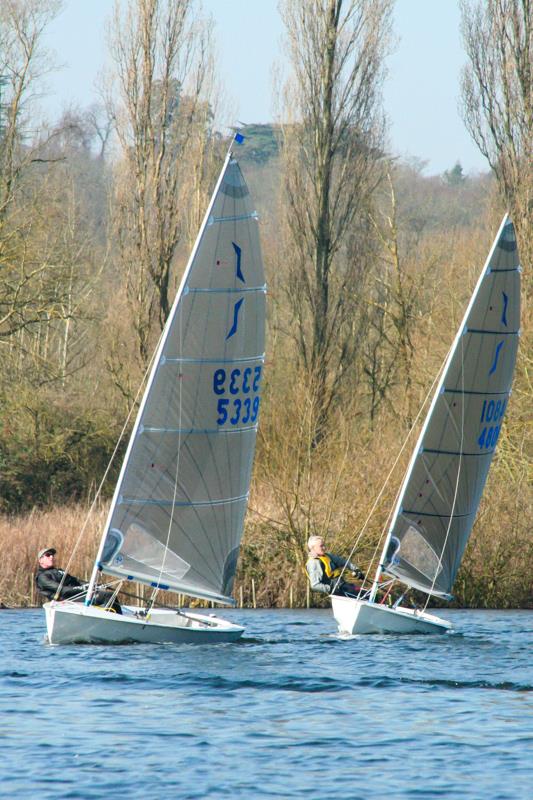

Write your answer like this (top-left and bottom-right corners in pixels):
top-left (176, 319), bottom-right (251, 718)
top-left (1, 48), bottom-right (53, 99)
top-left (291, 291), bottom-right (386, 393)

top-left (331, 342), bottom-right (452, 597)
top-left (356, 472), bottom-right (405, 601)
top-left (150, 274), bottom-right (186, 612)
top-left (57, 338), bottom-right (161, 601)
top-left (423, 333), bottom-right (466, 610)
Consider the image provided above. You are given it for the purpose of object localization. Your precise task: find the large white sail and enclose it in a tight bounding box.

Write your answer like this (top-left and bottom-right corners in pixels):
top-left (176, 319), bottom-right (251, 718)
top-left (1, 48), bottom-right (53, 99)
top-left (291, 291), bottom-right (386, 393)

top-left (94, 152), bottom-right (266, 604)
top-left (383, 215), bottom-right (520, 598)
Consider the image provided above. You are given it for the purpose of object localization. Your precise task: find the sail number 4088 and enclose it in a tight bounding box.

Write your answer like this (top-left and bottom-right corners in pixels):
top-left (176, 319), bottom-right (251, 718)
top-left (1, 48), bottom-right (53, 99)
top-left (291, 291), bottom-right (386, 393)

top-left (213, 366), bottom-right (262, 426)
top-left (477, 397), bottom-right (507, 450)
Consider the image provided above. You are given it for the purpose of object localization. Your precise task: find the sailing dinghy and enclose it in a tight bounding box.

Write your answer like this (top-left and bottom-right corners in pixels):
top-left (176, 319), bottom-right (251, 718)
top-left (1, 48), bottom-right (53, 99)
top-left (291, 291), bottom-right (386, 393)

top-left (44, 141), bottom-right (265, 644)
top-left (332, 215), bottom-right (520, 635)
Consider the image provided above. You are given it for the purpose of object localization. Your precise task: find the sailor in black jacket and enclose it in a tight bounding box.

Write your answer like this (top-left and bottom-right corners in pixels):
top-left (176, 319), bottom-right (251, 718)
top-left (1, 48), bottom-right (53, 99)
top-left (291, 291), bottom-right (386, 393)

top-left (35, 548), bottom-right (121, 612)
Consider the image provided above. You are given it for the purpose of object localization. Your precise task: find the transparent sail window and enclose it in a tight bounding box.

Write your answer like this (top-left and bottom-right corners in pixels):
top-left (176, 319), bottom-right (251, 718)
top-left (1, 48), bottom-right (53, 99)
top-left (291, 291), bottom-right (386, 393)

top-left (400, 523), bottom-right (442, 583)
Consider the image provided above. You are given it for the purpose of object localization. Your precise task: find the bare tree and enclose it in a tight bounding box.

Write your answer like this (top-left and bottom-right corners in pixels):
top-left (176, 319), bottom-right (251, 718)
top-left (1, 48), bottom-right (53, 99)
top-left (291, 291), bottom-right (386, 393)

top-left (0, 0), bottom-right (62, 218)
top-left (108, 0), bottom-right (217, 366)
top-left (84, 103), bottom-right (114, 160)
top-left (460, 0), bottom-right (532, 271)
top-left (366, 169), bottom-right (427, 427)
top-left (0, 6), bottom-right (109, 386)
top-left (279, 0), bottom-right (393, 442)
top-left (0, 0), bottom-right (64, 344)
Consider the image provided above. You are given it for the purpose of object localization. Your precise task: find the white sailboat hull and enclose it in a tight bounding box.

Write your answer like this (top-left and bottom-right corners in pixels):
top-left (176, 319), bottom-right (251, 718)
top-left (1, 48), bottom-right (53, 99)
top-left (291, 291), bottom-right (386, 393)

top-left (43, 601), bottom-right (244, 645)
top-left (331, 596), bottom-right (452, 635)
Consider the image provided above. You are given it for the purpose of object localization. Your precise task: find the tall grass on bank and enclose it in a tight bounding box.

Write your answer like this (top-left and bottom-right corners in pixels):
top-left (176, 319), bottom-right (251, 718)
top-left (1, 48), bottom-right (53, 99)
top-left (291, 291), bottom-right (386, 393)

top-left (1, 481), bottom-right (530, 610)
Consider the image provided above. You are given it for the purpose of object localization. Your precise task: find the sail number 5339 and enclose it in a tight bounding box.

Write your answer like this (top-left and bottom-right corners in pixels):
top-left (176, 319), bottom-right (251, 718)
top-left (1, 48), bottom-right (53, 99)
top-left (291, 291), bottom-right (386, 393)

top-left (213, 366), bottom-right (262, 426)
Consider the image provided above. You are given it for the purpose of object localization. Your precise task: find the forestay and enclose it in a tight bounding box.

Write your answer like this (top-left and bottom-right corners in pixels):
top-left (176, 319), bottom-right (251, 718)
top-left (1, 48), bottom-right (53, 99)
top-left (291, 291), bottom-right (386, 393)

top-left (95, 154), bottom-right (266, 605)
top-left (384, 216), bottom-right (520, 597)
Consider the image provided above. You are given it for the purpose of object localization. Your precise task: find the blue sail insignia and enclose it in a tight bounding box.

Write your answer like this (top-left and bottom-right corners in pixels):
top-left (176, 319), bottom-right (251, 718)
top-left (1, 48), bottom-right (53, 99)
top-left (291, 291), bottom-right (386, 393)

top-left (488, 340), bottom-right (504, 375)
top-left (501, 292), bottom-right (508, 326)
top-left (226, 297), bottom-right (244, 340)
top-left (232, 242), bottom-right (245, 283)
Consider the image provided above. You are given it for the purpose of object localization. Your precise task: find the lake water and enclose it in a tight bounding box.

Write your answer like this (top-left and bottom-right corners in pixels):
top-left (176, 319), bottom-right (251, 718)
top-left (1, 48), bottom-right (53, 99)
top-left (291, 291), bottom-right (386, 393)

top-left (0, 608), bottom-right (531, 799)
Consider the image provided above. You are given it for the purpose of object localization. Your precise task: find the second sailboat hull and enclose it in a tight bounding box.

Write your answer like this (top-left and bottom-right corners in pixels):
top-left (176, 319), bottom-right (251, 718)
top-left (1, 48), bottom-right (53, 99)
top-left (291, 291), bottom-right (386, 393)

top-left (43, 601), bottom-right (244, 645)
top-left (331, 595), bottom-right (452, 635)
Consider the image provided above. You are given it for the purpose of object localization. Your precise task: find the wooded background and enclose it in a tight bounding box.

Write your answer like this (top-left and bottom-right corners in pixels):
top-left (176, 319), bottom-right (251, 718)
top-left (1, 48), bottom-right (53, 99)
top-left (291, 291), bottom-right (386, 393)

top-left (1, 0), bottom-right (531, 609)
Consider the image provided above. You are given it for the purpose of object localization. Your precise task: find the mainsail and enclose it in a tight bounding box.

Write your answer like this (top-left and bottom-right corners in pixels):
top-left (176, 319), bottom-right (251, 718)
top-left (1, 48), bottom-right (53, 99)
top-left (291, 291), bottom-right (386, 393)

top-left (93, 153), bottom-right (266, 605)
top-left (382, 215), bottom-right (520, 598)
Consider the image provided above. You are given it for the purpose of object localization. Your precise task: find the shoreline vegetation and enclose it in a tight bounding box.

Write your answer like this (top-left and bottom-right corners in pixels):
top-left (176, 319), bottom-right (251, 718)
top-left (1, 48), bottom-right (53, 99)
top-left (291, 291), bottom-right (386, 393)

top-left (0, 500), bottom-right (531, 611)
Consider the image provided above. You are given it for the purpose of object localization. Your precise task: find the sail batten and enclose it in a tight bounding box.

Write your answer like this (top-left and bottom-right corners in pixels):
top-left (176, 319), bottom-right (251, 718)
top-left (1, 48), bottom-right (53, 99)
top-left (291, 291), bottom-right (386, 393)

top-left (422, 448), bottom-right (499, 457)
top-left (93, 152), bottom-right (265, 600)
top-left (467, 328), bottom-right (518, 335)
top-left (188, 285), bottom-right (266, 294)
top-left (141, 426), bottom-right (258, 435)
top-left (443, 389), bottom-right (509, 397)
top-left (208, 212), bottom-right (258, 224)
top-left (119, 494), bottom-right (250, 508)
top-left (380, 215), bottom-right (520, 598)
top-left (163, 355), bottom-right (265, 364)
top-left (402, 510), bottom-right (475, 518)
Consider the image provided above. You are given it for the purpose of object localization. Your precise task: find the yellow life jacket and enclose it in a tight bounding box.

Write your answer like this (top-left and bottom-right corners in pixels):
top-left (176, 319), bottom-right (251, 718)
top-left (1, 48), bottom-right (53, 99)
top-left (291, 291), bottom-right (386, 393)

top-left (317, 554), bottom-right (343, 579)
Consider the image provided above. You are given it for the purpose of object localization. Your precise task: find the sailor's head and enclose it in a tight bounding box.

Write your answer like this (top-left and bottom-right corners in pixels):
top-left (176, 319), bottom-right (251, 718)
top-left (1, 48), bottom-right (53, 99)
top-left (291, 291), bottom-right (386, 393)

top-left (38, 547), bottom-right (56, 566)
top-left (307, 535), bottom-right (325, 555)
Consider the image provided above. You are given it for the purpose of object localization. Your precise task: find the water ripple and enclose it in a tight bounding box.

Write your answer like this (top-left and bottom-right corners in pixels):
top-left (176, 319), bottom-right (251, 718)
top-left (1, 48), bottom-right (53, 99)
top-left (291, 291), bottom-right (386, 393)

top-left (356, 675), bottom-right (533, 692)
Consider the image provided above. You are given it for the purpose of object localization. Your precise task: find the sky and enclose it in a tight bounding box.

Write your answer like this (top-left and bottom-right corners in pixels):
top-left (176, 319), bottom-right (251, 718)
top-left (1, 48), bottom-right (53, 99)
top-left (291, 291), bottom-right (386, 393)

top-left (41, 0), bottom-right (488, 176)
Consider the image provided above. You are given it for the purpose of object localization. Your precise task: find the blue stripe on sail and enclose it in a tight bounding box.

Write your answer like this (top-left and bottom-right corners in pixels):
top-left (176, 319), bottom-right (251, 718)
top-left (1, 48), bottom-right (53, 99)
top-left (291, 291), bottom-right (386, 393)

top-left (402, 509), bottom-right (475, 519)
top-left (422, 448), bottom-right (494, 458)
top-left (208, 212), bottom-right (258, 225)
top-left (141, 425), bottom-right (258, 435)
top-left (162, 355), bottom-right (265, 365)
top-left (119, 494), bottom-right (249, 508)
top-left (187, 285), bottom-right (266, 294)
